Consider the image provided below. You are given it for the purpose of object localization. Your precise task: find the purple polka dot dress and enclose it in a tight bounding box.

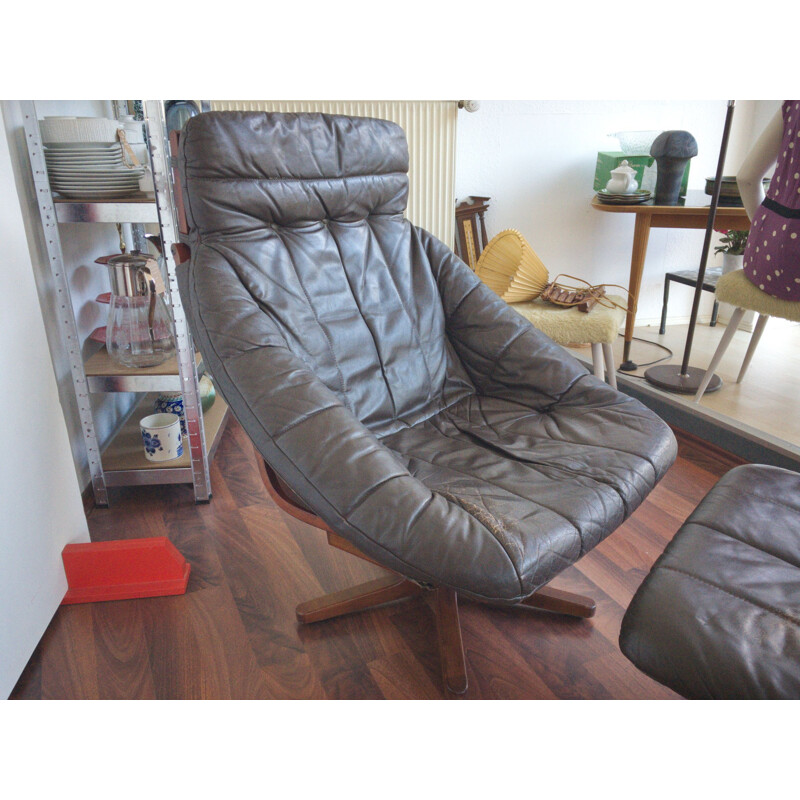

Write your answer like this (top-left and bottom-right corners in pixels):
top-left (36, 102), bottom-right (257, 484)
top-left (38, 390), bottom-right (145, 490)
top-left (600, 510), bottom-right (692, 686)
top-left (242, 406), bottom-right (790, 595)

top-left (742, 100), bottom-right (800, 300)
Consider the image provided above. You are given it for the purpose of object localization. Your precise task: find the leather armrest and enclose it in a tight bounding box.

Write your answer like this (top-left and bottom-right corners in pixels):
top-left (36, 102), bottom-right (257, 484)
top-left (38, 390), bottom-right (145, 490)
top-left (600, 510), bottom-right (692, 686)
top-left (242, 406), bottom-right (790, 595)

top-left (419, 227), bottom-right (592, 408)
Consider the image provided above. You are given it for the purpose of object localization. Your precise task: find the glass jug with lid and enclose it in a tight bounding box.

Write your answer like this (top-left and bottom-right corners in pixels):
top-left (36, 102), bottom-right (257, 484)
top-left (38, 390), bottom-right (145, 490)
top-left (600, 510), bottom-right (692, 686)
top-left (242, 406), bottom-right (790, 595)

top-left (96, 251), bottom-right (176, 368)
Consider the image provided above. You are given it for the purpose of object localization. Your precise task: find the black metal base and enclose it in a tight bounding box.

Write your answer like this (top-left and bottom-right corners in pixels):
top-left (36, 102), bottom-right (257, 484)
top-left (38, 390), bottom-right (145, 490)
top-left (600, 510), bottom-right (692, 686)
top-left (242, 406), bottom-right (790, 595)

top-left (619, 360), bottom-right (639, 372)
top-left (644, 365), bottom-right (723, 395)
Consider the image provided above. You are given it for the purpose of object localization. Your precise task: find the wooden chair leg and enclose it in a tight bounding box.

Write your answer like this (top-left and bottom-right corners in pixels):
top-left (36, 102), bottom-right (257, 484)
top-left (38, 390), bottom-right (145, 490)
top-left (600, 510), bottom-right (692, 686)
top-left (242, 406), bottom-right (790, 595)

top-left (434, 588), bottom-right (468, 695)
top-left (602, 342), bottom-right (617, 389)
top-left (737, 313), bottom-right (769, 383)
top-left (591, 342), bottom-right (604, 381)
top-left (520, 585), bottom-right (596, 618)
top-left (296, 574), bottom-right (422, 624)
top-left (694, 306), bottom-right (746, 402)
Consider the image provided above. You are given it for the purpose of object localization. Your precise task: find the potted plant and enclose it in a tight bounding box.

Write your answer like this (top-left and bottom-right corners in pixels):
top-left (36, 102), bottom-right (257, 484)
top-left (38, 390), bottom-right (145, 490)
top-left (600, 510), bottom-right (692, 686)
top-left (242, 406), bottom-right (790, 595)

top-left (714, 229), bottom-right (753, 330)
top-left (714, 229), bottom-right (748, 274)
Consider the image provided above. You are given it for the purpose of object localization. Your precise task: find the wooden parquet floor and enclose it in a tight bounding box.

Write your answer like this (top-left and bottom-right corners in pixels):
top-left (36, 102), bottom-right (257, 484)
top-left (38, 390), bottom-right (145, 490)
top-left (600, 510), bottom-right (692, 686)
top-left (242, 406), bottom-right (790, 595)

top-left (10, 418), bottom-right (744, 700)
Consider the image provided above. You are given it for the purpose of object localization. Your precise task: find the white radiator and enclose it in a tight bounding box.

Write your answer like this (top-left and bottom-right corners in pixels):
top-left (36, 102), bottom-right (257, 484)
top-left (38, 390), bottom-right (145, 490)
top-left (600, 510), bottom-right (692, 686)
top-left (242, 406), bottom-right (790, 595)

top-left (210, 100), bottom-right (457, 246)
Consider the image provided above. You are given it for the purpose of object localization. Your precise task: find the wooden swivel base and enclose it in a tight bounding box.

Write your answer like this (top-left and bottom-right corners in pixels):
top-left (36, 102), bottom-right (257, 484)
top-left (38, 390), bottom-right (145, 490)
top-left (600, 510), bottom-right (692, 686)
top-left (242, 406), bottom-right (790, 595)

top-left (296, 572), bottom-right (595, 695)
top-left (256, 450), bottom-right (596, 696)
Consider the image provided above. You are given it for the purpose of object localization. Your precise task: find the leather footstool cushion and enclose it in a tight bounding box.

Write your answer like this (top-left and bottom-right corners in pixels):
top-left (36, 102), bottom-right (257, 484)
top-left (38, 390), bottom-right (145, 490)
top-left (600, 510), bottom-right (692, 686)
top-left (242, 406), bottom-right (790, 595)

top-left (620, 464), bottom-right (800, 699)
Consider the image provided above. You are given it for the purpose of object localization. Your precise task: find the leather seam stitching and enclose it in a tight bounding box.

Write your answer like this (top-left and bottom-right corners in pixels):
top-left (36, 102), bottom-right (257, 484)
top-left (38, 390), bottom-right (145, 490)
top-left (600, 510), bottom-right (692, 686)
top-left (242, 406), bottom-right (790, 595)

top-left (385, 433), bottom-right (530, 588)
top-left (658, 565), bottom-right (800, 629)
top-left (368, 220), bottom-right (437, 406)
top-left (274, 228), bottom-right (352, 411)
top-left (326, 222), bottom-right (398, 420)
top-left (273, 404), bottom-right (341, 441)
top-left (445, 334), bottom-right (560, 405)
top-left (442, 405), bottom-right (635, 532)
top-left (489, 328), bottom-right (528, 376)
top-left (184, 171), bottom-right (408, 184)
top-left (713, 484), bottom-right (800, 516)
top-left (377, 388), bottom-right (476, 437)
top-left (449, 281), bottom-right (481, 319)
top-left (421, 416), bottom-right (589, 546)
top-left (679, 519), bottom-right (800, 572)
top-left (482, 375), bottom-right (662, 477)
top-left (394, 431), bottom-right (580, 585)
top-left (342, 473), bottom-right (407, 518)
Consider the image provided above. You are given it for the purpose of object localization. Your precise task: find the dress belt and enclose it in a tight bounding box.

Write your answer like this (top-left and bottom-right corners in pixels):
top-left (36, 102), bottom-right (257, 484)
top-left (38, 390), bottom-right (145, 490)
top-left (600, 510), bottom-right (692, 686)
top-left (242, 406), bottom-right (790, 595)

top-left (763, 197), bottom-right (800, 219)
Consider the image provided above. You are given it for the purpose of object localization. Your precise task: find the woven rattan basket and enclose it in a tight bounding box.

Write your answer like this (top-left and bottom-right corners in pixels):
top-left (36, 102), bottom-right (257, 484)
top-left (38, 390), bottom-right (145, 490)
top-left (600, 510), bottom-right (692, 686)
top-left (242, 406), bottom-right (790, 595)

top-left (474, 229), bottom-right (549, 302)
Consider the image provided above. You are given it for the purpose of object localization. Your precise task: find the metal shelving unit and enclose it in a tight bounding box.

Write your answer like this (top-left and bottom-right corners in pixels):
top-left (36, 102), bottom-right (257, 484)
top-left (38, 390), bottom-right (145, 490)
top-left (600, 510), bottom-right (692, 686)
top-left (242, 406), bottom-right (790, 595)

top-left (21, 100), bottom-right (227, 507)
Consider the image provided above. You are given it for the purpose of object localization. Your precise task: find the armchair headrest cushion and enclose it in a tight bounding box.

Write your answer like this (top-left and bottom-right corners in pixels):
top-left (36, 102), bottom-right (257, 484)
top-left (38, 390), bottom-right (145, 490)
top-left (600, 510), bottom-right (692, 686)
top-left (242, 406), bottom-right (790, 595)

top-left (178, 111), bottom-right (410, 232)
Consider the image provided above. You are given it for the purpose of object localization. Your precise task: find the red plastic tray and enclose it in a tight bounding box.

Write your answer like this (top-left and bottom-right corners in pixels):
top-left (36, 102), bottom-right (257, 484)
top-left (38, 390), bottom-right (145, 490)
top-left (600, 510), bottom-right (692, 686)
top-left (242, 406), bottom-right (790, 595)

top-left (61, 537), bottom-right (190, 605)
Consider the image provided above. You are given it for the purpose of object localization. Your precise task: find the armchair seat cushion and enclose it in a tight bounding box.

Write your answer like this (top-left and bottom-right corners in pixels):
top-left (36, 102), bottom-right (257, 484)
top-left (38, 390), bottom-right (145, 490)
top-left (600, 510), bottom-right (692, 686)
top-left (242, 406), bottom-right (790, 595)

top-left (382, 387), bottom-right (674, 601)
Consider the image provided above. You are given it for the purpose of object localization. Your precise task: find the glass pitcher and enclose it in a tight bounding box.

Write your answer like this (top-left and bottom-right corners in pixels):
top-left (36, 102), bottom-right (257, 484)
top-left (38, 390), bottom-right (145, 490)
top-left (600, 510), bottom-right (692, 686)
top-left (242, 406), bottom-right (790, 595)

top-left (97, 252), bottom-right (176, 368)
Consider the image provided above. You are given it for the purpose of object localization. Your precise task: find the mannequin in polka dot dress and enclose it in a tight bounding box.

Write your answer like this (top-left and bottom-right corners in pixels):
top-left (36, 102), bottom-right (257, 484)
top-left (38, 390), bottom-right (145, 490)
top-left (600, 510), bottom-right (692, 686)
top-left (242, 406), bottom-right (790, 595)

top-left (738, 101), bottom-right (800, 300)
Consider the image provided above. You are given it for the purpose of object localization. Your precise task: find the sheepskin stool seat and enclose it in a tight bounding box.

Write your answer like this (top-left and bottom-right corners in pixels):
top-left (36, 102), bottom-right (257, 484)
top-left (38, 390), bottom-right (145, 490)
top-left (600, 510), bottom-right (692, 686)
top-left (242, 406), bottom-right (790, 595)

top-left (694, 269), bottom-right (800, 402)
top-left (510, 295), bottom-right (626, 388)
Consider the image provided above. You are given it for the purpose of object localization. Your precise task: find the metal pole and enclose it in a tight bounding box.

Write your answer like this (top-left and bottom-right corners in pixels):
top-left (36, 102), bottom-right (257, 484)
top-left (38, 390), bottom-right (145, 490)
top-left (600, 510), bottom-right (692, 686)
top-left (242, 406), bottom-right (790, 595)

top-left (21, 101), bottom-right (110, 506)
top-left (144, 100), bottom-right (212, 502)
top-left (644, 100), bottom-right (736, 395)
top-left (680, 99), bottom-right (736, 375)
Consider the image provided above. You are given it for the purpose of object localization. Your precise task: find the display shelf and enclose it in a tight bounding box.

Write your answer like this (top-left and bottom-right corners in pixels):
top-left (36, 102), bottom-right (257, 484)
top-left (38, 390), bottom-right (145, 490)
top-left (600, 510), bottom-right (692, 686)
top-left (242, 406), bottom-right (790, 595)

top-left (101, 392), bottom-right (229, 485)
top-left (22, 100), bottom-right (216, 505)
top-left (54, 195), bottom-right (159, 224)
top-left (84, 347), bottom-right (204, 393)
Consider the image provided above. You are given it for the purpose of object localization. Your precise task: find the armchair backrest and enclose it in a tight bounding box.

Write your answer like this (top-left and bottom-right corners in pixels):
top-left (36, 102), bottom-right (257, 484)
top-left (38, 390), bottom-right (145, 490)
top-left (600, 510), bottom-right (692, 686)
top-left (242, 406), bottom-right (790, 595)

top-left (177, 111), bottom-right (474, 436)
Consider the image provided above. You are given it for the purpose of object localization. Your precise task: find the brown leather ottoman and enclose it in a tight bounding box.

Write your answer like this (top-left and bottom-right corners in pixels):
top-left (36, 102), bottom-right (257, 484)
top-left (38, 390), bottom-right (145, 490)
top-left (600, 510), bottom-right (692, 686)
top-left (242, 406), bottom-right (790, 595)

top-left (620, 464), bottom-right (800, 699)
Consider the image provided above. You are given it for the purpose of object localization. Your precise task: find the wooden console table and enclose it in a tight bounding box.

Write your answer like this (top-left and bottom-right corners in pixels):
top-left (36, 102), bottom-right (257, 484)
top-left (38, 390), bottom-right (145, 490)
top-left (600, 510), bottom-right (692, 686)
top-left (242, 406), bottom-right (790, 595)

top-left (591, 190), bottom-right (750, 366)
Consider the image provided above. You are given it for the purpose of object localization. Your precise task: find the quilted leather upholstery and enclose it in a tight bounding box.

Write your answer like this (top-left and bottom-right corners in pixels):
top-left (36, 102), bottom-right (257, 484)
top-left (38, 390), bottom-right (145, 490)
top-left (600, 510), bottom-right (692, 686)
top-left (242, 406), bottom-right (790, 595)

top-left (620, 464), bottom-right (800, 699)
top-left (176, 111), bottom-right (677, 604)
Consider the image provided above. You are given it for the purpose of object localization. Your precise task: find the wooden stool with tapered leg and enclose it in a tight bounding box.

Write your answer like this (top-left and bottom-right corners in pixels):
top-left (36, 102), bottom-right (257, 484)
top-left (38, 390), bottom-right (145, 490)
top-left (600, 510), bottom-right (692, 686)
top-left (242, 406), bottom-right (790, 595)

top-left (255, 447), bottom-right (596, 696)
top-left (694, 269), bottom-right (800, 402)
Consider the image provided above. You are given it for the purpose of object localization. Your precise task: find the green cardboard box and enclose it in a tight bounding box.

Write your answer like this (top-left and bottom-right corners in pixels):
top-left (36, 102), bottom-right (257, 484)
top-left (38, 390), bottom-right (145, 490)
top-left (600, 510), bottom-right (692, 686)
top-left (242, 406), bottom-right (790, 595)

top-left (593, 151), bottom-right (690, 197)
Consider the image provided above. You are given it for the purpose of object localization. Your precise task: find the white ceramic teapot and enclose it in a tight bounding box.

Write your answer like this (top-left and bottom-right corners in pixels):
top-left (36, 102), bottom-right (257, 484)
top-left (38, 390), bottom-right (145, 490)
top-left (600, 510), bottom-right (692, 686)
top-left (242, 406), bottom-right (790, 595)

top-left (606, 160), bottom-right (639, 193)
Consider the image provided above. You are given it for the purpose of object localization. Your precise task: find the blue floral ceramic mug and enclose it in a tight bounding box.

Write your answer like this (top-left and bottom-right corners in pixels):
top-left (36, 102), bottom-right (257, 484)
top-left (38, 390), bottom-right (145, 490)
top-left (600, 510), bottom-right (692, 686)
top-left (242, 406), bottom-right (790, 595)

top-left (140, 413), bottom-right (183, 462)
top-left (154, 392), bottom-right (186, 435)
top-left (153, 377), bottom-right (215, 435)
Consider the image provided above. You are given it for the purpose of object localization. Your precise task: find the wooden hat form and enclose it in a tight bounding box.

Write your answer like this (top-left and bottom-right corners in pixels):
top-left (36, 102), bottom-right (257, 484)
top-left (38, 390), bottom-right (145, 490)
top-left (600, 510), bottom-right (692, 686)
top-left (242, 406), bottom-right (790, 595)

top-left (474, 229), bottom-right (549, 302)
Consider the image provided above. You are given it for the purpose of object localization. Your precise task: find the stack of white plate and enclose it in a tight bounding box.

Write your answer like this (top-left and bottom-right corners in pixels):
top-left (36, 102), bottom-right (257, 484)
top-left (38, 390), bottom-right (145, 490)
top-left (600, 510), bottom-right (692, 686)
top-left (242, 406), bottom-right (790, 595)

top-left (39, 116), bottom-right (121, 144)
top-left (45, 143), bottom-right (146, 199)
top-left (595, 189), bottom-right (652, 205)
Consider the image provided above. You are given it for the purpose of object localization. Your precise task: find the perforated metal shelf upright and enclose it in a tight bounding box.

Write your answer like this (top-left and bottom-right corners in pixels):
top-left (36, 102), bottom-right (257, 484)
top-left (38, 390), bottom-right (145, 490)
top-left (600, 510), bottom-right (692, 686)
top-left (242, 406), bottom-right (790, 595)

top-left (21, 100), bottom-right (228, 507)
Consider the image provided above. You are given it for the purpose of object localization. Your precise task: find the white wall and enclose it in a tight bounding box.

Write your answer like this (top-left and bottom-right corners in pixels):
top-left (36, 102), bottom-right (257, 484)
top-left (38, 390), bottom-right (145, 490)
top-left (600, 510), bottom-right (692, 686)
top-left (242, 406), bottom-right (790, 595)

top-left (454, 100), bottom-right (781, 325)
top-left (0, 104), bottom-right (90, 699)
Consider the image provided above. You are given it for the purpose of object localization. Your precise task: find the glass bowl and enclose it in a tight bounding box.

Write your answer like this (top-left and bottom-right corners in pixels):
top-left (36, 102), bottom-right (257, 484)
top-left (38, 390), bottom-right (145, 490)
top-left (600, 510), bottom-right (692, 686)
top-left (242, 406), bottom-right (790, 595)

top-left (612, 130), bottom-right (662, 155)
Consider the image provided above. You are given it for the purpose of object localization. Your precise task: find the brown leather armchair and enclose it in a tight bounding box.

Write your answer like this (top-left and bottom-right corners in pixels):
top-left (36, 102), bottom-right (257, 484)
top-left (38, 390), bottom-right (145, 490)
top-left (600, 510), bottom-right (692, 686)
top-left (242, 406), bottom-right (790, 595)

top-left (173, 111), bottom-right (677, 695)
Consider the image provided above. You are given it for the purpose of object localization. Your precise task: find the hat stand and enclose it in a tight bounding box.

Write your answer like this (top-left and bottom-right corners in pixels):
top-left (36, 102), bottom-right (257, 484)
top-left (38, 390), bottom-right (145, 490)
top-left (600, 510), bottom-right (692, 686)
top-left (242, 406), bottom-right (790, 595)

top-left (645, 100), bottom-right (736, 394)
